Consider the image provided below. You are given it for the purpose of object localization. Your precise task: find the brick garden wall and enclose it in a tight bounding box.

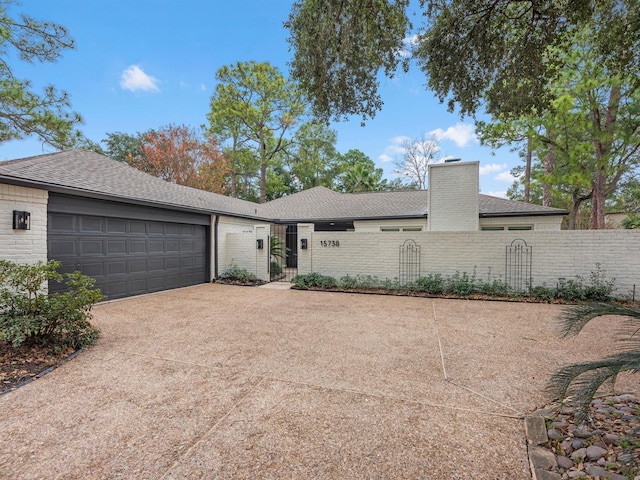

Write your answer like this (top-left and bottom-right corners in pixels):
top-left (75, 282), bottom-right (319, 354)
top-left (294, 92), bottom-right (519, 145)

top-left (0, 184), bottom-right (48, 265)
top-left (296, 229), bottom-right (640, 299)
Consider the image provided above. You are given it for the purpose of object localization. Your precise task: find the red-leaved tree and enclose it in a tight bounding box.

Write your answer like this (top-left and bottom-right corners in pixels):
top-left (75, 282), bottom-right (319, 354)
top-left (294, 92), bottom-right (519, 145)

top-left (140, 124), bottom-right (230, 194)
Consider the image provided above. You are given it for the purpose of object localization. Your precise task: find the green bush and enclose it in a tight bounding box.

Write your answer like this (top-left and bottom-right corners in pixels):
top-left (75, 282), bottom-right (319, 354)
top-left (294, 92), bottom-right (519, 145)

top-left (555, 278), bottom-right (586, 302)
top-left (447, 270), bottom-right (477, 296)
top-left (410, 273), bottom-right (446, 294)
top-left (583, 263), bottom-right (615, 301)
top-left (270, 261), bottom-right (283, 275)
top-left (291, 272), bottom-right (336, 289)
top-left (338, 275), bottom-right (359, 289)
top-left (0, 260), bottom-right (103, 351)
top-left (530, 284), bottom-right (556, 302)
top-left (219, 265), bottom-right (258, 282)
top-left (621, 212), bottom-right (640, 229)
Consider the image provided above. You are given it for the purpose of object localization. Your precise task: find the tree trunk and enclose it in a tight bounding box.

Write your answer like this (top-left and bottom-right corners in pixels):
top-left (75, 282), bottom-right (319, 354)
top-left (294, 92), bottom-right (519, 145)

top-left (524, 137), bottom-right (532, 203)
top-left (589, 166), bottom-right (606, 229)
top-left (542, 132), bottom-right (555, 207)
top-left (230, 171), bottom-right (238, 197)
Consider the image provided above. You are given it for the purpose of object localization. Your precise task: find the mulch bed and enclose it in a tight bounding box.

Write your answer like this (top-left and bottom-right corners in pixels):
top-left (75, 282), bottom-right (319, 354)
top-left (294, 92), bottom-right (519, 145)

top-left (0, 341), bottom-right (74, 395)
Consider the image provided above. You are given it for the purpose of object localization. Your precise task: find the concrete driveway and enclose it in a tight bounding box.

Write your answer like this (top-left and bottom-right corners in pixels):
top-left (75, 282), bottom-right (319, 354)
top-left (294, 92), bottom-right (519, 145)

top-left (0, 284), bottom-right (635, 479)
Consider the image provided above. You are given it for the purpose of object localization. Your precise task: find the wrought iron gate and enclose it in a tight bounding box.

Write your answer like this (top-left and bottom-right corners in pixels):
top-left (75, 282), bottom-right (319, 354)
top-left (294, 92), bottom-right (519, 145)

top-left (505, 238), bottom-right (532, 293)
top-left (399, 239), bottom-right (421, 286)
top-left (270, 224), bottom-right (298, 282)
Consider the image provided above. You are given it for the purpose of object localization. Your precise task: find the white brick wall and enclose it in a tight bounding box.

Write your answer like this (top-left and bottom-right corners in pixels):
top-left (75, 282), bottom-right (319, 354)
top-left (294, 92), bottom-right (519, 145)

top-left (301, 228), bottom-right (640, 298)
top-left (0, 184), bottom-right (48, 265)
top-left (217, 215), bottom-right (270, 280)
top-left (428, 162), bottom-right (479, 231)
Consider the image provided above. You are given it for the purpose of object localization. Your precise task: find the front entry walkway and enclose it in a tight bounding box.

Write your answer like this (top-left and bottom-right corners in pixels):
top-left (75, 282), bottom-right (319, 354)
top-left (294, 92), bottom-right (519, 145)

top-left (0, 284), bottom-right (635, 479)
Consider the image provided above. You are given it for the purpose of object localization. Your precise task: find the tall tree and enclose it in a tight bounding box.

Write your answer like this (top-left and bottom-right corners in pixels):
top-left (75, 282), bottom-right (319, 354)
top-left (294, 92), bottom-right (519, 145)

top-left (102, 131), bottom-right (147, 166)
top-left (208, 61), bottom-right (306, 203)
top-left (287, 0), bottom-right (638, 121)
top-left (138, 124), bottom-right (230, 194)
top-left (481, 23), bottom-right (640, 229)
top-left (0, 1), bottom-right (82, 147)
top-left (286, 0), bottom-right (410, 123)
top-left (393, 134), bottom-right (441, 190)
top-left (288, 122), bottom-right (339, 190)
top-left (336, 149), bottom-right (387, 193)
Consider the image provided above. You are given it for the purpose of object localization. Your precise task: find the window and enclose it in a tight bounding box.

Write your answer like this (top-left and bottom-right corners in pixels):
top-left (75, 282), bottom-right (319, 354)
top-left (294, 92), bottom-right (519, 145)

top-left (481, 225), bottom-right (532, 231)
top-left (481, 226), bottom-right (505, 231)
top-left (380, 227), bottom-right (423, 232)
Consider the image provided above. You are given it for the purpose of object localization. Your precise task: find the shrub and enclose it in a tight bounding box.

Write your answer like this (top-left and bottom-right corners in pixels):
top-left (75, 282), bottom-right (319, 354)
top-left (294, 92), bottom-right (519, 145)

top-left (338, 275), bottom-right (359, 289)
top-left (291, 272), bottom-right (336, 289)
top-left (555, 278), bottom-right (586, 302)
top-left (411, 273), bottom-right (446, 294)
top-left (584, 263), bottom-right (615, 302)
top-left (529, 284), bottom-right (556, 302)
top-left (447, 270), bottom-right (477, 296)
top-left (270, 261), bottom-right (283, 276)
top-left (476, 278), bottom-right (511, 297)
top-left (547, 302), bottom-right (640, 422)
top-left (0, 260), bottom-right (103, 351)
top-left (219, 265), bottom-right (258, 282)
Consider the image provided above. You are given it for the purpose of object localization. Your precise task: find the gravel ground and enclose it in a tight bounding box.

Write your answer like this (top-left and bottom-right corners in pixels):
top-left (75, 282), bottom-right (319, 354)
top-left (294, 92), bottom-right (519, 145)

top-left (0, 283), bottom-right (636, 479)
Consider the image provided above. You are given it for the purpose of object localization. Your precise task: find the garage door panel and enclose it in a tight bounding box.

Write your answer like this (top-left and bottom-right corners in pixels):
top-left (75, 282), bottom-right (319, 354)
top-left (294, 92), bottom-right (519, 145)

top-left (80, 216), bottom-right (104, 233)
top-left (50, 239), bottom-right (76, 256)
top-left (107, 240), bottom-right (127, 254)
top-left (149, 240), bottom-right (165, 253)
top-left (108, 261), bottom-right (127, 275)
top-left (80, 239), bottom-right (105, 255)
top-left (48, 202), bottom-right (208, 299)
top-left (49, 214), bottom-right (75, 232)
top-left (107, 219), bottom-right (126, 233)
top-left (129, 220), bottom-right (146, 234)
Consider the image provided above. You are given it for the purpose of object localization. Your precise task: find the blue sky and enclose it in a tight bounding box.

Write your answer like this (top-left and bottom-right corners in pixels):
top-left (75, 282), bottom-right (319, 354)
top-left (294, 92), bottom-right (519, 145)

top-left (1, 0), bottom-right (520, 197)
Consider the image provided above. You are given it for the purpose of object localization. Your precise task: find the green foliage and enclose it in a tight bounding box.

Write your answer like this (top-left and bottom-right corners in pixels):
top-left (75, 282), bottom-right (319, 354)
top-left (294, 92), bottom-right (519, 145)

top-left (292, 265), bottom-right (615, 302)
top-left (447, 270), bottom-right (477, 296)
top-left (584, 263), bottom-right (615, 302)
top-left (208, 61), bottom-right (306, 203)
top-left (291, 272), bottom-right (336, 290)
top-left (410, 273), bottom-right (446, 294)
top-left (547, 303), bottom-right (640, 422)
top-left (0, 2), bottom-right (83, 148)
top-left (0, 260), bottom-right (103, 351)
top-left (622, 213), bottom-right (640, 230)
top-left (287, 0), bottom-right (635, 121)
top-left (219, 265), bottom-right (258, 283)
top-left (286, 0), bottom-right (410, 123)
top-left (270, 261), bottom-right (283, 276)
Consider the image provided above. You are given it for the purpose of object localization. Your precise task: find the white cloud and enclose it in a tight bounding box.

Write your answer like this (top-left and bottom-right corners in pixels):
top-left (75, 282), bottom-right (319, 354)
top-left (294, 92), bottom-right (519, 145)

top-left (398, 34), bottom-right (419, 57)
top-left (379, 136), bottom-right (410, 163)
top-left (428, 123), bottom-right (478, 147)
top-left (200, 83), bottom-right (206, 91)
top-left (485, 191), bottom-right (508, 198)
top-left (479, 163), bottom-right (507, 175)
top-left (179, 80), bottom-right (189, 88)
top-left (120, 65), bottom-right (160, 93)
top-left (495, 171), bottom-right (520, 183)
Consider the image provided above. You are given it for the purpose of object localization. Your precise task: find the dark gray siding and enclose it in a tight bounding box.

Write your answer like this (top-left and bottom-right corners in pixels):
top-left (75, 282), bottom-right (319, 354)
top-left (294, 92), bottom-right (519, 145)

top-left (48, 194), bottom-right (209, 299)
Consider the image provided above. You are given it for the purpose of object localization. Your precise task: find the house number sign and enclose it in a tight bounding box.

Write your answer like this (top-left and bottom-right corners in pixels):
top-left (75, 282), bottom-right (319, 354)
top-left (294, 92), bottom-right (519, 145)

top-left (320, 240), bottom-right (340, 247)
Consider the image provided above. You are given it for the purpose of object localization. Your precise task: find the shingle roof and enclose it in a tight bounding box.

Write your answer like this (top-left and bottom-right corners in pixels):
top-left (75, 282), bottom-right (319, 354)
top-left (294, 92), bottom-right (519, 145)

top-left (0, 150), bottom-right (264, 219)
top-left (261, 186), bottom-right (430, 221)
top-left (261, 186), bottom-right (567, 221)
top-left (0, 150), bottom-right (567, 222)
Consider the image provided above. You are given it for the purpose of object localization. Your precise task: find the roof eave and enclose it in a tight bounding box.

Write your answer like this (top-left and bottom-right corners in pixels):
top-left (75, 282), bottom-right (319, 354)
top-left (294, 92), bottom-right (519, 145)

top-left (0, 175), bottom-right (268, 222)
top-left (480, 210), bottom-right (568, 218)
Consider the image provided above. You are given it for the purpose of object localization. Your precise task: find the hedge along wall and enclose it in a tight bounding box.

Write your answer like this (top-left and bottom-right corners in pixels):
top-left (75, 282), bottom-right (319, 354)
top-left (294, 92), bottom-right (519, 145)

top-left (295, 228), bottom-right (640, 299)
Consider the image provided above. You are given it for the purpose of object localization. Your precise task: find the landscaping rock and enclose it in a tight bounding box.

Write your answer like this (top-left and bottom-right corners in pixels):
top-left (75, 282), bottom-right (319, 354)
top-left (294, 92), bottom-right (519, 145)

top-left (555, 455), bottom-right (574, 470)
top-left (586, 445), bottom-right (607, 460)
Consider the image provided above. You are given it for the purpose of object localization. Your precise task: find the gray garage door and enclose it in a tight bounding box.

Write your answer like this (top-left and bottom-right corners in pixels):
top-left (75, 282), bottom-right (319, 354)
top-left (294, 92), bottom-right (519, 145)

top-left (48, 194), bottom-right (209, 299)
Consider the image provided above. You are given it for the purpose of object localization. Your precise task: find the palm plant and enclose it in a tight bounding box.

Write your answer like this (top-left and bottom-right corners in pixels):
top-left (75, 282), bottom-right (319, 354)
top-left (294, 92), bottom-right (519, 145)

top-left (546, 302), bottom-right (640, 422)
